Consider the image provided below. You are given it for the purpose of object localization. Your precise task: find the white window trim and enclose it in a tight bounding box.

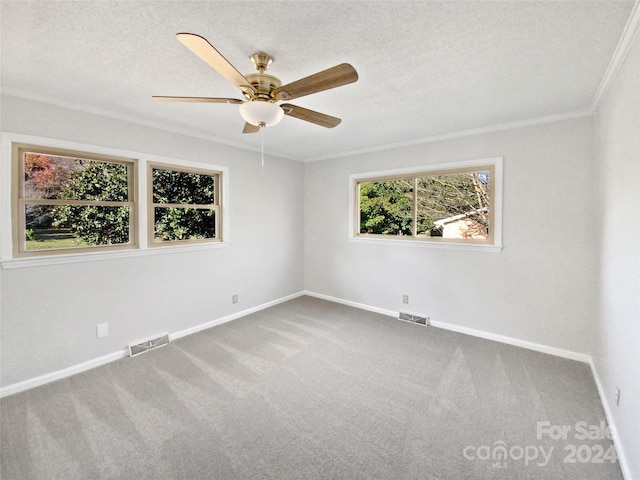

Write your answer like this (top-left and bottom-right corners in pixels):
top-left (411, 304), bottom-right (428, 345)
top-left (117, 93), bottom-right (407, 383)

top-left (348, 156), bottom-right (503, 252)
top-left (0, 132), bottom-right (230, 269)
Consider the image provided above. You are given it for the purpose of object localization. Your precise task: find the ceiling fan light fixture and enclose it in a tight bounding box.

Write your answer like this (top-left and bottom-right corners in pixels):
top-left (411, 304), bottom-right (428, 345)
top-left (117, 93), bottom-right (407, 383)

top-left (239, 101), bottom-right (284, 127)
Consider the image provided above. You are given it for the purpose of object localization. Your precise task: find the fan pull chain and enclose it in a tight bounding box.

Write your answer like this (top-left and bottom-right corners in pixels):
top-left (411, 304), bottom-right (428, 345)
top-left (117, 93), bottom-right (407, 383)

top-left (260, 126), bottom-right (265, 169)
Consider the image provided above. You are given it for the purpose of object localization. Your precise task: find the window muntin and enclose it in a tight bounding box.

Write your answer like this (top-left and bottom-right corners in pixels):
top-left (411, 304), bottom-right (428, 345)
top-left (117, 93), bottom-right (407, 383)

top-left (356, 166), bottom-right (495, 244)
top-left (148, 164), bottom-right (221, 245)
top-left (14, 144), bottom-right (136, 256)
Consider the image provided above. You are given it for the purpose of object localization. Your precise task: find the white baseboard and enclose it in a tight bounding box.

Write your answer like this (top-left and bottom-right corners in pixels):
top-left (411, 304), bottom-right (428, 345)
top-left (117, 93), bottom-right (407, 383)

top-left (304, 291), bottom-right (399, 318)
top-left (0, 349), bottom-right (129, 398)
top-left (428, 319), bottom-right (591, 363)
top-left (304, 290), bottom-right (590, 363)
top-left (588, 359), bottom-right (634, 480)
top-left (170, 291), bottom-right (305, 341)
top-left (0, 289), bottom-right (593, 396)
top-left (0, 291), bottom-right (306, 398)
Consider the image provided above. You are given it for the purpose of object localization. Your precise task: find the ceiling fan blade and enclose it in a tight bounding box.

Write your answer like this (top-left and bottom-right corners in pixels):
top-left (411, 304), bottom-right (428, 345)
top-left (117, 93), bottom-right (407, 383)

top-left (273, 64), bottom-right (358, 101)
top-left (281, 104), bottom-right (342, 128)
top-left (152, 96), bottom-right (243, 104)
top-left (176, 33), bottom-right (256, 95)
top-left (242, 122), bottom-right (260, 134)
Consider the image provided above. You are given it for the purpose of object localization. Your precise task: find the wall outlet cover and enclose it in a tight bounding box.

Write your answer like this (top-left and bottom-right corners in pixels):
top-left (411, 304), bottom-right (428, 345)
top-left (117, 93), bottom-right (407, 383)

top-left (96, 323), bottom-right (109, 338)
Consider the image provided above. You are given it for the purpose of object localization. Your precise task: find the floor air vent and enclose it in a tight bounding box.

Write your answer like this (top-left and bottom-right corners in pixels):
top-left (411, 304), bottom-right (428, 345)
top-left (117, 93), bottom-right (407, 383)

top-left (128, 334), bottom-right (170, 357)
top-left (399, 312), bottom-right (429, 326)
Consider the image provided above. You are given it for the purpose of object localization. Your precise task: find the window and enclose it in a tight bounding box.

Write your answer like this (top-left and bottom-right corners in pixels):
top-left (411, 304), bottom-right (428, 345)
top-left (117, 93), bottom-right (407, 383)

top-left (354, 159), bottom-right (501, 248)
top-left (13, 143), bottom-right (136, 257)
top-left (148, 163), bottom-right (221, 246)
top-left (4, 136), bottom-right (229, 264)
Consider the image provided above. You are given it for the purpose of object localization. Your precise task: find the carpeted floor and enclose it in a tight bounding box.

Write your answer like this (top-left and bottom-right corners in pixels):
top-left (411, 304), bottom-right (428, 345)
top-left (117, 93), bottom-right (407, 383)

top-left (0, 296), bottom-right (624, 479)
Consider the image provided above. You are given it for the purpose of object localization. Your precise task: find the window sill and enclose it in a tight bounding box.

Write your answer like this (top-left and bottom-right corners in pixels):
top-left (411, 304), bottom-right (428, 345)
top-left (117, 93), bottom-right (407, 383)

top-left (1, 242), bottom-right (228, 269)
top-left (349, 236), bottom-right (502, 252)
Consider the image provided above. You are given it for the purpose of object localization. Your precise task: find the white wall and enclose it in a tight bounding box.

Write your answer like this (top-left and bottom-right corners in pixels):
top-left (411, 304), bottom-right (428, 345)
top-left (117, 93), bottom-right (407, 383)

top-left (304, 116), bottom-right (597, 355)
top-left (0, 95), bottom-right (304, 389)
top-left (0, 44), bottom-right (637, 478)
top-left (2, 57), bottom-right (637, 476)
top-left (592, 31), bottom-right (640, 480)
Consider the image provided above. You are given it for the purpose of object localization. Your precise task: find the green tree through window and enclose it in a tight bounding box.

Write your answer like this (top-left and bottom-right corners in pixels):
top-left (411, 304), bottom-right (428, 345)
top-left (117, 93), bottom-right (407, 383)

top-left (359, 179), bottom-right (413, 235)
top-left (19, 148), bottom-right (134, 253)
top-left (150, 166), bottom-right (220, 243)
top-left (357, 167), bottom-right (493, 243)
top-left (15, 143), bottom-right (225, 257)
top-left (53, 161), bottom-right (130, 246)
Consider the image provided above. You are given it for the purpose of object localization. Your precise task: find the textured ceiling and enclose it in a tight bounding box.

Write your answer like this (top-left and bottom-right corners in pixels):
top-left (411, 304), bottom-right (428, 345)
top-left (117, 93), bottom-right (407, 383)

top-left (0, 1), bottom-right (634, 161)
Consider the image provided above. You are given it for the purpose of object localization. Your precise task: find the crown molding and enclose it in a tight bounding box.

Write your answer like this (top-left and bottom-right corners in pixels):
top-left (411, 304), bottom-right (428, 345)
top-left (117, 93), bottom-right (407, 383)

top-left (304, 109), bottom-right (592, 163)
top-left (0, 88), bottom-right (297, 161)
top-left (589, 0), bottom-right (640, 111)
top-left (3, 86), bottom-right (592, 165)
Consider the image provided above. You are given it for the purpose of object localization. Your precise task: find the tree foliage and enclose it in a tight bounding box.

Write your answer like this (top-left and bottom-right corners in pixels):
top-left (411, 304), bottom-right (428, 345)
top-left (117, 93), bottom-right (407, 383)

top-left (416, 173), bottom-right (489, 236)
top-left (152, 169), bottom-right (215, 205)
top-left (154, 207), bottom-right (216, 242)
top-left (25, 154), bottom-right (70, 197)
top-left (52, 161), bottom-right (130, 246)
top-left (24, 154), bottom-right (81, 228)
top-left (359, 172), bottom-right (490, 238)
top-left (24, 153), bottom-right (219, 246)
top-left (359, 180), bottom-right (413, 235)
top-left (152, 169), bottom-right (216, 242)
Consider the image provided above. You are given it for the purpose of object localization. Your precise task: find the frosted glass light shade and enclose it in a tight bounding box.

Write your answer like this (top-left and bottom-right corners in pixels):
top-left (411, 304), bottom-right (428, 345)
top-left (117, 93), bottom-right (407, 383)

top-left (239, 101), bottom-right (284, 127)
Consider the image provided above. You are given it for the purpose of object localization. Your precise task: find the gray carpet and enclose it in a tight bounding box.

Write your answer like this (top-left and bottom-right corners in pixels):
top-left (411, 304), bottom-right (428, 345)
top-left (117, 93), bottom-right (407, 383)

top-left (0, 296), bottom-right (623, 479)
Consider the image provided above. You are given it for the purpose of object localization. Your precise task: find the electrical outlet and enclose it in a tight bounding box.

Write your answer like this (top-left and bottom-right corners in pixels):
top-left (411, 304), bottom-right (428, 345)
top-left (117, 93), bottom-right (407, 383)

top-left (402, 295), bottom-right (409, 304)
top-left (232, 294), bottom-right (238, 304)
top-left (615, 387), bottom-right (621, 406)
top-left (96, 323), bottom-right (109, 338)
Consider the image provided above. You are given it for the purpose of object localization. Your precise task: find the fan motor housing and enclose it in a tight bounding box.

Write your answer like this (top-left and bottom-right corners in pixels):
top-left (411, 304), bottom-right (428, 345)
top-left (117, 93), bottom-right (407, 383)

top-left (244, 73), bottom-right (282, 101)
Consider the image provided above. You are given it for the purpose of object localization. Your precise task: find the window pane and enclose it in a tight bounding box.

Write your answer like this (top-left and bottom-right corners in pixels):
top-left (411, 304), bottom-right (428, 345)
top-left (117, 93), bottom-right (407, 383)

top-left (154, 207), bottom-right (216, 242)
top-left (152, 169), bottom-right (216, 205)
top-left (23, 153), bottom-right (128, 202)
top-left (25, 204), bottom-right (130, 250)
top-left (359, 179), bottom-right (413, 235)
top-left (416, 171), bottom-right (490, 239)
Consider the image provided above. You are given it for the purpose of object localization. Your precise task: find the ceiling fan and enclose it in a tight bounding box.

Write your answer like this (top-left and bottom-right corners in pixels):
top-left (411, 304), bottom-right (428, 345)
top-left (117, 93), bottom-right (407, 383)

top-left (153, 33), bottom-right (359, 133)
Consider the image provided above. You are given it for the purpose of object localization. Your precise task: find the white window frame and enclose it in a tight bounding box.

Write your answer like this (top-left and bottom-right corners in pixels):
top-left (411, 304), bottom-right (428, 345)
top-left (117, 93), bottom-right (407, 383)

top-left (0, 133), bottom-right (230, 268)
top-left (349, 157), bottom-right (503, 252)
